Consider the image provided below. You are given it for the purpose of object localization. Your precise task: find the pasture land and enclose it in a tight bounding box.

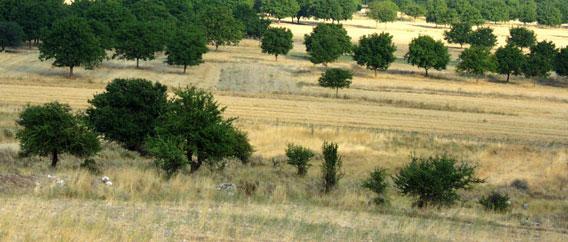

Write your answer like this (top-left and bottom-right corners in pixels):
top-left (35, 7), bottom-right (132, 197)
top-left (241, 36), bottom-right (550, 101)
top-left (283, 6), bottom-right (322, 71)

top-left (0, 16), bottom-right (567, 241)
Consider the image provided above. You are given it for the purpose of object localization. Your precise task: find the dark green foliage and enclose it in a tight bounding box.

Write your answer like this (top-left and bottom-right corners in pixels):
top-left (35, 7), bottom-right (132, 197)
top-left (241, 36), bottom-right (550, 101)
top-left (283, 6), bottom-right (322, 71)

top-left (518, 0), bottom-right (537, 24)
top-left (146, 136), bottom-right (189, 177)
top-left (262, 0), bottom-right (300, 20)
top-left (39, 17), bottom-right (106, 76)
top-left (261, 27), bottom-right (294, 61)
top-left (200, 5), bottom-right (244, 50)
top-left (336, 0), bottom-right (358, 21)
top-left (166, 26), bottom-right (208, 73)
top-left (321, 141), bottom-right (343, 193)
top-left (479, 191), bottom-right (511, 212)
top-left (444, 22), bottom-right (472, 48)
top-left (113, 20), bottom-right (165, 68)
top-left (353, 32), bottom-right (397, 77)
top-left (234, 4), bottom-right (271, 39)
top-left (507, 27), bottom-right (536, 50)
top-left (455, 1), bottom-right (484, 26)
top-left (0, 21), bottom-right (24, 51)
top-left (523, 41), bottom-right (558, 78)
top-left (80, 158), bottom-right (101, 175)
top-left (393, 155), bottom-right (484, 208)
top-left (286, 144), bottom-right (315, 176)
top-left (368, 0), bottom-right (399, 24)
top-left (86, 79), bottom-right (168, 153)
top-left (495, 45), bottom-right (526, 82)
top-left (467, 27), bottom-right (497, 49)
top-left (304, 23), bottom-right (351, 66)
top-left (426, 0), bottom-right (448, 25)
top-left (536, 1), bottom-right (562, 26)
top-left (405, 35), bottom-right (450, 77)
top-left (16, 102), bottom-right (101, 168)
top-left (510, 179), bottom-right (530, 192)
top-left (294, 0), bottom-right (314, 23)
top-left (154, 87), bottom-right (253, 173)
top-left (555, 47), bottom-right (568, 77)
top-left (400, 1), bottom-right (425, 19)
top-left (318, 68), bottom-right (353, 97)
top-left (480, 0), bottom-right (509, 23)
top-left (362, 167), bottom-right (388, 204)
top-left (0, 0), bottom-right (65, 44)
top-left (456, 46), bottom-right (496, 76)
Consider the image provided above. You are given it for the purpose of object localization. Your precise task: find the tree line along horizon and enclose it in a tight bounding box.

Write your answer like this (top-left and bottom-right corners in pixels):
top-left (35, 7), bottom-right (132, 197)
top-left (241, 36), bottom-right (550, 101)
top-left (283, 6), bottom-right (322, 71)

top-left (0, 0), bottom-right (567, 83)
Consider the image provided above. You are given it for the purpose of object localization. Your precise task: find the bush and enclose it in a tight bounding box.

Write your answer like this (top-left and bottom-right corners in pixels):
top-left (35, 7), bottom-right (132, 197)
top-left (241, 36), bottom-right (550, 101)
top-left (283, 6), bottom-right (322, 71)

top-left (479, 191), bottom-right (511, 212)
top-left (362, 168), bottom-right (388, 204)
top-left (322, 141), bottom-right (343, 193)
top-left (393, 155), bottom-right (484, 208)
top-left (286, 144), bottom-right (314, 176)
top-left (86, 79), bottom-right (168, 154)
top-left (80, 158), bottom-right (101, 175)
top-left (304, 23), bottom-right (352, 66)
top-left (318, 68), bottom-right (353, 97)
top-left (146, 137), bottom-right (188, 177)
top-left (405, 35), bottom-right (450, 77)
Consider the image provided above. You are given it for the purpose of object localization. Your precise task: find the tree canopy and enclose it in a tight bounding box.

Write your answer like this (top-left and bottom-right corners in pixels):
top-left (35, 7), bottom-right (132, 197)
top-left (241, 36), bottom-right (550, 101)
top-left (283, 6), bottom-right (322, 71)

top-left (456, 46), bottom-right (496, 76)
top-left (304, 23), bottom-right (352, 66)
top-left (200, 5), bottom-right (245, 50)
top-left (39, 17), bottom-right (106, 76)
top-left (405, 35), bottom-right (450, 77)
top-left (113, 20), bottom-right (165, 68)
top-left (17, 102), bottom-right (101, 168)
top-left (555, 47), bottom-right (568, 77)
top-left (318, 68), bottom-right (353, 97)
top-left (495, 45), bottom-right (526, 82)
top-left (368, 0), bottom-right (399, 24)
top-left (523, 41), bottom-right (558, 78)
top-left (261, 27), bottom-right (294, 61)
top-left (444, 22), bottom-right (472, 48)
top-left (353, 32), bottom-right (397, 76)
top-left (262, 0), bottom-right (300, 20)
top-left (467, 27), bottom-right (497, 49)
top-left (166, 26), bottom-right (208, 73)
top-left (507, 27), bottom-right (536, 50)
top-left (0, 21), bottom-right (24, 51)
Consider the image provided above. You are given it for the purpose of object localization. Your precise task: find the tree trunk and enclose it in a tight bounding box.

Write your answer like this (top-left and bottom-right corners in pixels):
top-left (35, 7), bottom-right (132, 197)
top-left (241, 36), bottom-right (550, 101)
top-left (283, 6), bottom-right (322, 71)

top-left (136, 58), bottom-right (140, 68)
top-left (425, 69), bottom-right (429, 77)
top-left (275, 54), bottom-right (278, 61)
top-left (69, 66), bottom-right (74, 77)
top-left (51, 150), bottom-right (59, 168)
top-left (190, 154), bottom-right (204, 173)
top-left (506, 73), bottom-right (510, 82)
top-left (335, 88), bottom-right (339, 98)
top-left (183, 65), bottom-right (187, 74)
top-left (374, 69), bottom-right (377, 77)
top-left (215, 43), bottom-right (219, 51)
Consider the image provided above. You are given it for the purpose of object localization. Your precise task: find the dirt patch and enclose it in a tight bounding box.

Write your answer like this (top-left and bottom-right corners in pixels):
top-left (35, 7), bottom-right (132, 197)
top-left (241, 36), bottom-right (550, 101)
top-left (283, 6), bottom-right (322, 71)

top-left (217, 64), bottom-right (302, 93)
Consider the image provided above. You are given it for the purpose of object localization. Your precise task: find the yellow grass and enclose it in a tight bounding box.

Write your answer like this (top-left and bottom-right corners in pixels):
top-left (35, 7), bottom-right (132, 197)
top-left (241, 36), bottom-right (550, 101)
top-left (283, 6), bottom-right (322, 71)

top-left (1, 16), bottom-right (567, 241)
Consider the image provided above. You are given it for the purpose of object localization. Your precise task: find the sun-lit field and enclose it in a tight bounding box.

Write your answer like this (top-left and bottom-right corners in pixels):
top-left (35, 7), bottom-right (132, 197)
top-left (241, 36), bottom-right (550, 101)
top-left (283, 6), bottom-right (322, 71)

top-left (1, 15), bottom-right (567, 241)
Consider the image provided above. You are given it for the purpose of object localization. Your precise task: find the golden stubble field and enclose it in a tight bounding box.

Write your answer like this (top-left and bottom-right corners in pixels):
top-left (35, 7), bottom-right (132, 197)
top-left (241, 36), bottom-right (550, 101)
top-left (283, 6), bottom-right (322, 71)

top-left (0, 16), bottom-right (568, 241)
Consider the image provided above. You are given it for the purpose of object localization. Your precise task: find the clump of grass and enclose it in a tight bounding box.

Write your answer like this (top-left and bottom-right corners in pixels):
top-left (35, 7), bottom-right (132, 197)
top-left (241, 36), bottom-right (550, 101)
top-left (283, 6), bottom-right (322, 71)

top-left (479, 191), bottom-right (511, 212)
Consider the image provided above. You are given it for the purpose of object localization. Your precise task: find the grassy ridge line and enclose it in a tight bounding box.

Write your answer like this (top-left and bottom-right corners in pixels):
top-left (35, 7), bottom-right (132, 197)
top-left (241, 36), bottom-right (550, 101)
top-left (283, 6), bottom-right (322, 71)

top-left (0, 196), bottom-right (565, 241)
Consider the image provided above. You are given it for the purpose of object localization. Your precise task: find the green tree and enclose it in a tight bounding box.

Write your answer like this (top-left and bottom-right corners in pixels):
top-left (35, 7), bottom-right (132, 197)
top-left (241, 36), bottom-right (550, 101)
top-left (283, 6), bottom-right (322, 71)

top-left (455, 1), bottom-right (484, 26)
top-left (426, 0), bottom-right (448, 25)
top-left (495, 45), bottom-right (526, 82)
top-left (294, 0), bottom-right (314, 23)
top-left (507, 27), bottom-right (536, 50)
top-left (337, 0), bottom-right (358, 21)
top-left (480, 0), bottom-right (509, 23)
top-left (311, 0), bottom-right (342, 22)
top-left (113, 21), bottom-right (164, 68)
top-left (39, 17), bottom-right (105, 77)
top-left (536, 1), bottom-right (562, 26)
top-left (353, 32), bottom-right (397, 77)
top-left (518, 0), bottom-right (537, 24)
top-left (146, 136), bottom-right (188, 177)
top-left (154, 87), bottom-right (252, 173)
top-left (304, 23), bottom-right (352, 66)
top-left (261, 27), bottom-right (294, 61)
top-left (201, 5), bottom-right (245, 50)
top-left (0, 21), bottom-right (24, 51)
top-left (405, 35), bottom-right (450, 77)
top-left (321, 141), bottom-right (343, 193)
top-left (86, 79), bottom-right (168, 153)
top-left (166, 27), bottom-right (208, 73)
top-left (523, 41), bottom-right (558, 78)
top-left (16, 102), bottom-right (101, 168)
top-left (234, 4), bottom-right (271, 39)
top-left (456, 46), bottom-right (496, 76)
top-left (467, 27), bottom-right (497, 49)
top-left (262, 0), bottom-right (300, 21)
top-left (555, 47), bottom-right (568, 77)
top-left (318, 68), bottom-right (353, 97)
top-left (393, 155), bottom-right (484, 208)
top-left (286, 144), bottom-right (315, 176)
top-left (444, 22), bottom-right (472, 48)
top-left (401, 1), bottom-right (425, 19)
top-left (368, 0), bottom-right (399, 26)
top-left (362, 167), bottom-right (389, 204)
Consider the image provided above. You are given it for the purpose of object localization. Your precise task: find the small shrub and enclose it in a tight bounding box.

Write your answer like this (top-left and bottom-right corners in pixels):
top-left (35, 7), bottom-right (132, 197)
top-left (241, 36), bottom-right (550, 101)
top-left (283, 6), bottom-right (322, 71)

top-left (322, 141), bottom-right (343, 193)
top-left (146, 137), bottom-right (188, 177)
top-left (286, 144), bottom-right (314, 176)
top-left (362, 168), bottom-right (388, 204)
top-left (479, 191), bottom-right (511, 212)
top-left (80, 158), bottom-right (101, 175)
top-left (239, 180), bottom-right (259, 197)
top-left (393, 155), bottom-right (484, 208)
top-left (510, 179), bottom-right (530, 192)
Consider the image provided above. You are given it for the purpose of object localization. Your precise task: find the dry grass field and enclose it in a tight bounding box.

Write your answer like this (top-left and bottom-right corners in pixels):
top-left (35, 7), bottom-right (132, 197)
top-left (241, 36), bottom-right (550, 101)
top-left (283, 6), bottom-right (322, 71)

top-left (1, 16), bottom-right (567, 241)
